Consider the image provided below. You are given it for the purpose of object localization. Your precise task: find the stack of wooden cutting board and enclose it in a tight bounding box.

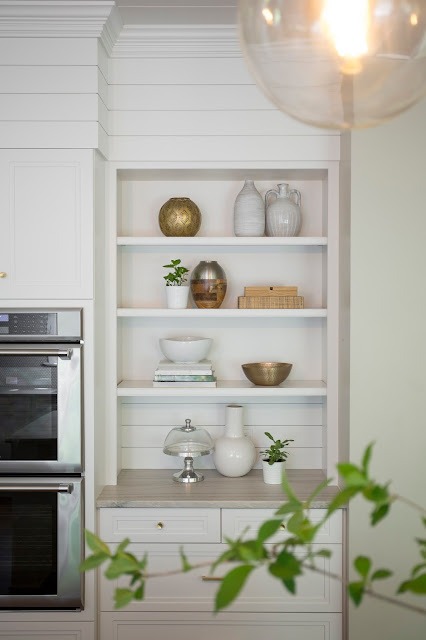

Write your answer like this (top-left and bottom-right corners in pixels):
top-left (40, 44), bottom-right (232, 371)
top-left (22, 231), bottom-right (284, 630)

top-left (238, 286), bottom-right (304, 309)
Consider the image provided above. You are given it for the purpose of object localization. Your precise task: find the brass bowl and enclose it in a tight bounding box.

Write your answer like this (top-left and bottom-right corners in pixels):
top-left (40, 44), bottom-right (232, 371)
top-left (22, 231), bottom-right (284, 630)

top-left (242, 362), bottom-right (293, 386)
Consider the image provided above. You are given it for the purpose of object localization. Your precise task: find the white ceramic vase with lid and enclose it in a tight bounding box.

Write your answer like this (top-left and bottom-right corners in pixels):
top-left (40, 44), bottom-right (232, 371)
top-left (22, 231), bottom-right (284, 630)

top-left (265, 183), bottom-right (302, 237)
top-left (213, 405), bottom-right (256, 477)
top-left (234, 179), bottom-right (265, 237)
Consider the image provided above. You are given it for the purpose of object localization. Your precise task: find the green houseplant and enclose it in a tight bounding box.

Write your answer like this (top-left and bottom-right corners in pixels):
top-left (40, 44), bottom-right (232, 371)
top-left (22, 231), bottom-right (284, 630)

top-left (260, 431), bottom-right (294, 484)
top-left (163, 258), bottom-right (190, 309)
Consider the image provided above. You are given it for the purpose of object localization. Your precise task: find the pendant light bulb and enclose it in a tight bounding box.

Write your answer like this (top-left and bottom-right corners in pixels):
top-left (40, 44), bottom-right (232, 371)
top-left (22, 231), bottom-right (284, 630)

top-left (238, 0), bottom-right (426, 130)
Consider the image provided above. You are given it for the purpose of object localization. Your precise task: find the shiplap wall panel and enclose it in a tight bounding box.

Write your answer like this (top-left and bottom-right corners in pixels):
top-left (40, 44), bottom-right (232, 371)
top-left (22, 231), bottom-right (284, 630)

top-left (120, 402), bottom-right (323, 426)
top-left (0, 122), bottom-right (99, 149)
top-left (122, 447), bottom-right (321, 470)
top-left (0, 38), bottom-right (99, 66)
top-left (122, 425), bottom-right (322, 448)
top-left (110, 135), bottom-right (340, 162)
top-left (109, 58), bottom-right (254, 85)
top-left (109, 110), bottom-right (334, 137)
top-left (109, 84), bottom-right (277, 111)
top-left (0, 66), bottom-right (99, 94)
top-left (0, 94), bottom-right (100, 121)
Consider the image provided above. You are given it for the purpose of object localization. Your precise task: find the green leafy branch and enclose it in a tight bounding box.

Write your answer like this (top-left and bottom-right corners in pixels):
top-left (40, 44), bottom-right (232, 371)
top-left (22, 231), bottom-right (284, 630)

top-left (80, 444), bottom-right (426, 616)
top-left (163, 258), bottom-right (189, 286)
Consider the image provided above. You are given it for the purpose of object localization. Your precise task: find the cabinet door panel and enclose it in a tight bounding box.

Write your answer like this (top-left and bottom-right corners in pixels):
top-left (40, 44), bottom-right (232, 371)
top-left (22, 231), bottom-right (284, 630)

top-left (100, 543), bottom-right (342, 613)
top-left (0, 150), bottom-right (93, 299)
top-left (100, 612), bottom-right (342, 640)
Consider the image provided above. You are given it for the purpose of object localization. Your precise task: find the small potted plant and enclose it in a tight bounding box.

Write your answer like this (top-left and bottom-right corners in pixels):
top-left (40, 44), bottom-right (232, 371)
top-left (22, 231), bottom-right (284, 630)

top-left (163, 258), bottom-right (190, 309)
top-left (260, 431), bottom-right (294, 484)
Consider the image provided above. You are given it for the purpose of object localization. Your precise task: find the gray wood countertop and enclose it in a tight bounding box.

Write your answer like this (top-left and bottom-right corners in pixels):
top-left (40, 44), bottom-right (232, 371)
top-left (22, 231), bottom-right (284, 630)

top-left (96, 469), bottom-right (340, 509)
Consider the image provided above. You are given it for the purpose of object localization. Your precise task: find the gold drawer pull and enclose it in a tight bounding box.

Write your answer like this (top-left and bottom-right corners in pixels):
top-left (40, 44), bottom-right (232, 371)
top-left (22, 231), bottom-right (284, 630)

top-left (0, 272), bottom-right (6, 278)
top-left (202, 576), bottom-right (223, 582)
top-left (157, 522), bottom-right (164, 529)
top-left (280, 523), bottom-right (286, 530)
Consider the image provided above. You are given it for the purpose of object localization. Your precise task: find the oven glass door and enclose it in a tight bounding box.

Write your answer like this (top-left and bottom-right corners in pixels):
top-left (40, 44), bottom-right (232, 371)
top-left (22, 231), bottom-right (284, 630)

top-left (0, 346), bottom-right (82, 473)
top-left (0, 477), bottom-right (83, 609)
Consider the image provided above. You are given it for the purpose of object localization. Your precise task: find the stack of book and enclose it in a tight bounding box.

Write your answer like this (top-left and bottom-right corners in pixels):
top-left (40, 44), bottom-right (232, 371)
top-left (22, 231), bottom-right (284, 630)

top-left (153, 359), bottom-right (216, 388)
top-left (238, 286), bottom-right (304, 309)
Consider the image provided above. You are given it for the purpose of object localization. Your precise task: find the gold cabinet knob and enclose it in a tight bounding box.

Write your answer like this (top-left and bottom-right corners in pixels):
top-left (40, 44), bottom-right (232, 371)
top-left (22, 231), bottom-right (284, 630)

top-left (279, 523), bottom-right (286, 530)
top-left (157, 522), bottom-right (164, 529)
top-left (0, 272), bottom-right (6, 278)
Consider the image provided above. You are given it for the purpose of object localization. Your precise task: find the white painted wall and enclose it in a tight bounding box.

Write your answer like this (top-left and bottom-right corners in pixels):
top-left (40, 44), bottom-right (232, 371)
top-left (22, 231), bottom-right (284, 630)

top-left (350, 98), bottom-right (426, 638)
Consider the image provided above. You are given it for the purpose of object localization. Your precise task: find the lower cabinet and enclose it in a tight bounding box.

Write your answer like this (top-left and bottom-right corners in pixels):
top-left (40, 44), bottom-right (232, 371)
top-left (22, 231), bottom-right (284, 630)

top-left (98, 508), bottom-right (344, 639)
top-left (0, 621), bottom-right (95, 640)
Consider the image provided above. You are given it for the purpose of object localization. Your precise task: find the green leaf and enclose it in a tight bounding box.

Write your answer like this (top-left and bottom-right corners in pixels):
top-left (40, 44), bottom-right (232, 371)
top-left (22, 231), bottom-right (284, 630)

top-left (327, 486), bottom-right (359, 514)
top-left (163, 264), bottom-right (173, 268)
top-left (79, 552), bottom-right (109, 572)
top-left (282, 577), bottom-right (296, 594)
top-left (412, 562), bottom-right (426, 578)
top-left (348, 581), bottom-right (364, 606)
top-left (265, 432), bottom-right (274, 442)
top-left (134, 583), bottom-right (145, 600)
top-left (371, 503), bottom-right (390, 526)
top-left (354, 556), bottom-right (371, 579)
top-left (179, 546), bottom-right (192, 573)
top-left (398, 573), bottom-right (426, 594)
top-left (237, 541), bottom-right (266, 563)
top-left (307, 478), bottom-right (333, 505)
top-left (114, 588), bottom-right (135, 610)
top-left (337, 463), bottom-right (367, 488)
top-left (422, 517), bottom-right (426, 528)
top-left (116, 538), bottom-right (131, 554)
top-left (281, 469), bottom-right (299, 502)
top-left (371, 569), bottom-right (393, 581)
top-left (257, 519), bottom-right (284, 544)
top-left (139, 552), bottom-right (148, 571)
top-left (85, 530), bottom-right (111, 556)
top-left (362, 484), bottom-right (389, 504)
top-left (104, 554), bottom-right (140, 579)
top-left (211, 548), bottom-right (239, 574)
top-left (269, 550), bottom-right (302, 580)
top-left (315, 549), bottom-right (332, 558)
top-left (286, 510), bottom-right (304, 535)
top-left (215, 565), bottom-right (255, 612)
top-left (361, 442), bottom-right (374, 474)
top-left (275, 501), bottom-right (302, 516)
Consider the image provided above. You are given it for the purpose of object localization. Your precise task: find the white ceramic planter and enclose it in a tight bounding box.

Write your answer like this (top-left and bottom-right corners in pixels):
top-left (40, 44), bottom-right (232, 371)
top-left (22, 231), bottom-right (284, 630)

top-left (262, 459), bottom-right (285, 484)
top-left (213, 405), bottom-right (256, 477)
top-left (165, 285), bottom-right (189, 309)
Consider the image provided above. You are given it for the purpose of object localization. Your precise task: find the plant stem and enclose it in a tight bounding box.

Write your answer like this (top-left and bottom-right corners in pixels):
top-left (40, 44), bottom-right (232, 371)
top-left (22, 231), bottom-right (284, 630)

top-left (392, 494), bottom-right (426, 516)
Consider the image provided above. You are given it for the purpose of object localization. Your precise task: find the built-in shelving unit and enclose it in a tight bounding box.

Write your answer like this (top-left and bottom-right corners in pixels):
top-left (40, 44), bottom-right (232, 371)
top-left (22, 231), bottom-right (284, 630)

top-left (117, 379), bottom-right (327, 397)
top-left (117, 308), bottom-right (327, 318)
top-left (117, 236), bottom-right (328, 246)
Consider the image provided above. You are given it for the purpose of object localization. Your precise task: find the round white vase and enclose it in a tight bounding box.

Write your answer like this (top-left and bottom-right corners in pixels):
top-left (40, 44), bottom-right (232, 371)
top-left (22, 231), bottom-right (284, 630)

top-left (233, 179), bottom-right (265, 237)
top-left (213, 405), bottom-right (256, 477)
top-left (262, 459), bottom-right (284, 484)
top-left (165, 285), bottom-right (189, 309)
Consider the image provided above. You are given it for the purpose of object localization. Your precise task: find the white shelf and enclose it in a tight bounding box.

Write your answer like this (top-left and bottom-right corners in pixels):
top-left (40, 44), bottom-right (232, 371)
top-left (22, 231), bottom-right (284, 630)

top-left (117, 308), bottom-right (327, 318)
top-left (117, 380), bottom-right (327, 397)
top-left (117, 236), bottom-right (328, 247)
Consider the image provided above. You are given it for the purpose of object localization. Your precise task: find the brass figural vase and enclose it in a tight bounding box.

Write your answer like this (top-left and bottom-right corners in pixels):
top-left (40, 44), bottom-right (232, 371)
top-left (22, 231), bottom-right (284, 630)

top-left (159, 197), bottom-right (201, 237)
top-left (190, 260), bottom-right (227, 309)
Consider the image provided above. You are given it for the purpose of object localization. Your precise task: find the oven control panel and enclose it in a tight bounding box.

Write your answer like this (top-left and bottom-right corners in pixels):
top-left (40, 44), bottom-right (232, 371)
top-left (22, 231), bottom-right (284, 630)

top-left (0, 310), bottom-right (81, 341)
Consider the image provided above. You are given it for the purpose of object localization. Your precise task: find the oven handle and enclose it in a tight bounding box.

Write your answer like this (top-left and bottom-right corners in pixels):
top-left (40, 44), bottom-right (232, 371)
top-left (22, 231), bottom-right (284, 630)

top-left (0, 349), bottom-right (73, 359)
top-left (0, 483), bottom-right (73, 493)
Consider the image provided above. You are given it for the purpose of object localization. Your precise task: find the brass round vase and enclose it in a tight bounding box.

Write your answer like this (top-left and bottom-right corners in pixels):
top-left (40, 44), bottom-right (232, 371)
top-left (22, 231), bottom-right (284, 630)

top-left (158, 197), bottom-right (201, 237)
top-left (190, 261), bottom-right (227, 309)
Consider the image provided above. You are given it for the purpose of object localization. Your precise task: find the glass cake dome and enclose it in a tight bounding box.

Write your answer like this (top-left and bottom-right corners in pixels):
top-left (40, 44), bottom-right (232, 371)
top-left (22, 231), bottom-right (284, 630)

top-left (163, 419), bottom-right (214, 483)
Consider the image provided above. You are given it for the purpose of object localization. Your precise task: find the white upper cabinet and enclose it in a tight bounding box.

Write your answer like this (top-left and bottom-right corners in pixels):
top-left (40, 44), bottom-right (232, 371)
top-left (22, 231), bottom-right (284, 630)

top-left (0, 149), bottom-right (93, 299)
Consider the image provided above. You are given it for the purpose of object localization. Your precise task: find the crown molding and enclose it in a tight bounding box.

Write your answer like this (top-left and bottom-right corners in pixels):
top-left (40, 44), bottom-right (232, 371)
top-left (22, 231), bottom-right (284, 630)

top-left (0, 1), bottom-right (121, 42)
top-left (112, 24), bottom-right (241, 58)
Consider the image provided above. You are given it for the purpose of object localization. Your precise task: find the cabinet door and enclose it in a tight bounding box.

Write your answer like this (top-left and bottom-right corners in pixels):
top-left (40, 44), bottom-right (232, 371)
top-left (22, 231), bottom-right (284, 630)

top-left (0, 150), bottom-right (93, 299)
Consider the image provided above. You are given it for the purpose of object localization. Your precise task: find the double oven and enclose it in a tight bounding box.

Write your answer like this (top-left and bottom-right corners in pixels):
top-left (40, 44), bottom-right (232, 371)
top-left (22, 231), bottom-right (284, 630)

top-left (0, 310), bottom-right (84, 609)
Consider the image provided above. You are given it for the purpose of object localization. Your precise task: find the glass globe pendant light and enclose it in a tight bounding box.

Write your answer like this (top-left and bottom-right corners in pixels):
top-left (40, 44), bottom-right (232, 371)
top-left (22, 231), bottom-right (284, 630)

top-left (238, 0), bottom-right (426, 130)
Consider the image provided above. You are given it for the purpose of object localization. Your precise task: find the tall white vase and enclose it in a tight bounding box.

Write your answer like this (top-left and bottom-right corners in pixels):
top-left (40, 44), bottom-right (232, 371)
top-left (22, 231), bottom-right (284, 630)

top-left (213, 405), bottom-right (256, 477)
top-left (233, 180), bottom-right (265, 237)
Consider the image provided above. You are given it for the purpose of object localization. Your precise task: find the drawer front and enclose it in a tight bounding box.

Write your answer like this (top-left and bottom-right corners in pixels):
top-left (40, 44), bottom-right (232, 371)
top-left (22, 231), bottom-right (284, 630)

top-left (101, 613), bottom-right (342, 640)
top-left (99, 508), bottom-right (221, 543)
top-left (100, 543), bottom-right (342, 613)
top-left (222, 508), bottom-right (342, 544)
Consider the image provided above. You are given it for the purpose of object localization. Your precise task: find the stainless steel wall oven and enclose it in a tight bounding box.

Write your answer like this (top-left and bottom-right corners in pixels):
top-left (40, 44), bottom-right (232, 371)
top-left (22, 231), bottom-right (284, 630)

top-left (0, 310), bottom-right (84, 610)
